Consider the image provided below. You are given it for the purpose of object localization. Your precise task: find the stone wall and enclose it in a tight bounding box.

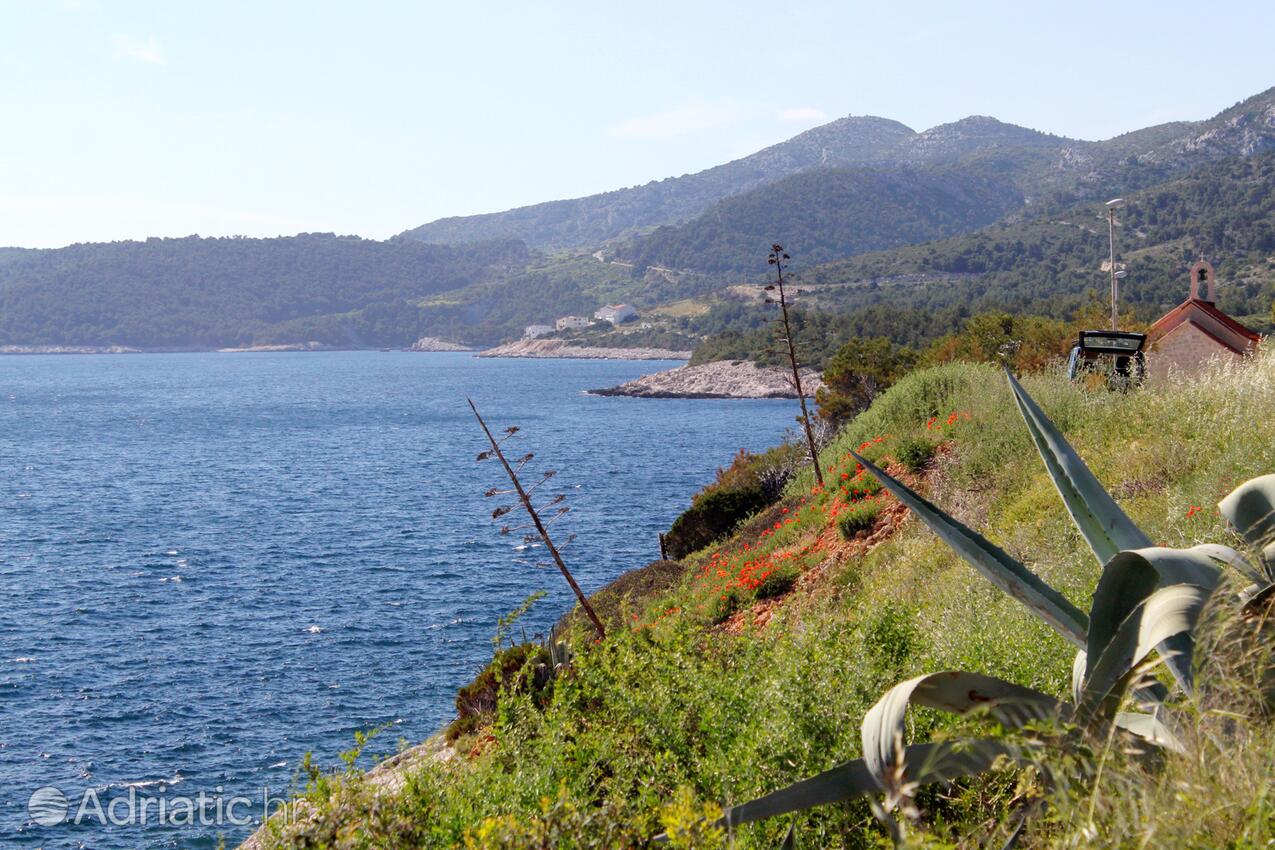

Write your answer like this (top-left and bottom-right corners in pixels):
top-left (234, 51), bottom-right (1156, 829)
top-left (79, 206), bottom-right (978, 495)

top-left (1147, 321), bottom-right (1243, 383)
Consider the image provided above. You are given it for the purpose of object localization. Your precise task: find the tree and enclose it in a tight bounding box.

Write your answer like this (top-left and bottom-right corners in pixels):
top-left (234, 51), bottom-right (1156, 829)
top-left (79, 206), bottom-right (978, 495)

top-left (816, 337), bottom-right (918, 424)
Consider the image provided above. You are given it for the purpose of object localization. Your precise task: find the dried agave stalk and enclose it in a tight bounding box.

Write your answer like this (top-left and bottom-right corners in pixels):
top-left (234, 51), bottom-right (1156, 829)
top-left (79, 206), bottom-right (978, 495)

top-left (767, 244), bottom-right (823, 488)
top-left (469, 398), bottom-right (606, 640)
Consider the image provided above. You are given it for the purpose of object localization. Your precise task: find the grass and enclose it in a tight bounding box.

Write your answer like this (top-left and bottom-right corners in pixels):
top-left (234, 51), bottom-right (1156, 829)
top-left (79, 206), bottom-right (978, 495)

top-left (837, 499), bottom-right (882, 538)
top-left (252, 348), bottom-right (1275, 850)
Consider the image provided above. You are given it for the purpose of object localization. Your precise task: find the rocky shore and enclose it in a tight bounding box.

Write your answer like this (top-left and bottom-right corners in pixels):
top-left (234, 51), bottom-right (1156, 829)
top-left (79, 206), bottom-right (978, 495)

top-left (589, 359), bottom-right (824, 399)
top-left (478, 338), bottom-right (692, 360)
top-left (408, 336), bottom-right (472, 352)
top-left (0, 344), bottom-right (142, 355)
top-left (217, 342), bottom-right (327, 353)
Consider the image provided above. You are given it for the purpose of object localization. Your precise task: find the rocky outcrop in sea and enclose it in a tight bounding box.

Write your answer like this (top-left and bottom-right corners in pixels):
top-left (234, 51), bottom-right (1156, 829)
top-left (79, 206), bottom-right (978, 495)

top-left (479, 339), bottom-right (691, 360)
top-left (408, 337), bottom-right (472, 352)
top-left (589, 359), bottom-right (824, 399)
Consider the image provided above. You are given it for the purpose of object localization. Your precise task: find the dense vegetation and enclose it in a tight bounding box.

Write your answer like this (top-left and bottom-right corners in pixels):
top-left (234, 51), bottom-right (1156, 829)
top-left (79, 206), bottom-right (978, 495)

top-left (254, 349), bottom-right (1275, 849)
top-left (0, 234), bottom-right (529, 349)
top-left (799, 150), bottom-right (1275, 328)
top-left (618, 164), bottom-right (1026, 275)
top-left (399, 87), bottom-right (1275, 252)
top-left (397, 116), bottom-right (919, 248)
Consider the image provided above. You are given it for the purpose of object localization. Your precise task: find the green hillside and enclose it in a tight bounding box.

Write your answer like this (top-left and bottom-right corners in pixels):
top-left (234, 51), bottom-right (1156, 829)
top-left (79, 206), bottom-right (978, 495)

top-left (249, 351), bottom-right (1275, 850)
top-left (0, 234), bottom-right (529, 349)
top-left (617, 163), bottom-right (1027, 275)
top-left (396, 116), bottom-right (920, 248)
top-left (791, 149), bottom-right (1275, 328)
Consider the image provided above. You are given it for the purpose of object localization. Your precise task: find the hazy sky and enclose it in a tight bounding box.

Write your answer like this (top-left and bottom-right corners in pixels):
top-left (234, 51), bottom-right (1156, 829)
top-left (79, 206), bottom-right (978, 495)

top-left (3, 0), bottom-right (1273, 248)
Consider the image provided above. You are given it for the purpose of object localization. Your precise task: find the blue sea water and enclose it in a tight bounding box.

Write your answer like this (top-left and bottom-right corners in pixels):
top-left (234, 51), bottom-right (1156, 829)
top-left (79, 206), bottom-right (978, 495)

top-left (0, 351), bottom-right (798, 849)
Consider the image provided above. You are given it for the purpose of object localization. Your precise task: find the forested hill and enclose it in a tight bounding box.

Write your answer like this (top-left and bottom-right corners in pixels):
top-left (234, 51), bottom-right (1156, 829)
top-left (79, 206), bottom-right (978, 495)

top-left (617, 162), bottom-right (1028, 275)
top-left (0, 234), bottom-right (529, 349)
top-left (397, 116), bottom-right (920, 249)
top-left (3, 88), bottom-right (1273, 351)
top-left (796, 149), bottom-right (1275, 327)
top-left (398, 88), bottom-right (1275, 253)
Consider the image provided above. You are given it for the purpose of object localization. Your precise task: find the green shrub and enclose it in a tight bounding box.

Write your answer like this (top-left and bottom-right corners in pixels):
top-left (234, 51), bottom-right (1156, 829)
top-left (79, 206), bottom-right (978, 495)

top-left (446, 643), bottom-right (549, 741)
top-left (557, 559), bottom-right (685, 632)
top-left (895, 437), bottom-right (937, 473)
top-left (844, 471), bottom-right (882, 500)
top-left (754, 565), bottom-right (799, 600)
top-left (665, 485), bottom-right (769, 559)
top-left (837, 500), bottom-right (882, 539)
top-left (709, 588), bottom-right (743, 624)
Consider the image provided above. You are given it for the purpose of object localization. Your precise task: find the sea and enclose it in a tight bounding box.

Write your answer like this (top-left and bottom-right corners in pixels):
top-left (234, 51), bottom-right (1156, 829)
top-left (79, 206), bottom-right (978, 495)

top-left (0, 351), bottom-right (799, 849)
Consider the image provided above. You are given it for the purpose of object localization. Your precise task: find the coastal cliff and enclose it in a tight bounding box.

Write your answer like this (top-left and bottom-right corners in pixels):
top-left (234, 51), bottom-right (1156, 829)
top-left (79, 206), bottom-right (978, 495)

top-left (478, 338), bottom-right (692, 360)
top-left (589, 359), bottom-right (823, 399)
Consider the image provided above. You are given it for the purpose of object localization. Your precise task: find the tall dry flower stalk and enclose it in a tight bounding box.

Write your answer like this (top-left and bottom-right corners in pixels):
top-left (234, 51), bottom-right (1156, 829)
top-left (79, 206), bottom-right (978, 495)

top-left (469, 398), bottom-right (606, 640)
top-left (766, 243), bottom-right (824, 488)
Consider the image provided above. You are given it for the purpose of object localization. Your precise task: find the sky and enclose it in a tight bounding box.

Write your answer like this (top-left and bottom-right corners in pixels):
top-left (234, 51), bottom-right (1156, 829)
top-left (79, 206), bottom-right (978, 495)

top-left (2, 0), bottom-right (1274, 249)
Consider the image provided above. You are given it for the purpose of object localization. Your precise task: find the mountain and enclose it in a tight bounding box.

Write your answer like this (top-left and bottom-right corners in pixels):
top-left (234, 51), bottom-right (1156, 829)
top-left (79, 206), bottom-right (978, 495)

top-left (0, 234), bottom-right (528, 349)
top-left (895, 115), bottom-right (1071, 163)
top-left (397, 115), bottom-right (1078, 251)
top-left (398, 116), bottom-right (917, 249)
top-left (398, 89), bottom-right (1275, 263)
top-left (619, 163), bottom-right (1027, 275)
top-left (608, 90), bottom-right (1275, 278)
top-left (795, 148), bottom-right (1275, 327)
top-left (4, 86), bottom-right (1274, 351)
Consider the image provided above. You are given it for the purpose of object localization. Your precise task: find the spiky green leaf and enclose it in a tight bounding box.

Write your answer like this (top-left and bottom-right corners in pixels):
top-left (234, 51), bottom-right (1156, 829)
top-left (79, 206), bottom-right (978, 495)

top-left (851, 452), bottom-right (1087, 647)
top-left (1086, 547), bottom-right (1220, 695)
top-left (1070, 649), bottom-right (1087, 706)
top-left (712, 741), bottom-right (1015, 832)
top-left (1080, 584), bottom-right (1210, 719)
top-left (862, 671), bottom-right (1060, 789)
top-left (1192, 543), bottom-right (1265, 585)
top-left (1113, 711), bottom-right (1186, 754)
top-left (1219, 474), bottom-right (1275, 575)
top-left (1005, 369), bottom-right (1151, 564)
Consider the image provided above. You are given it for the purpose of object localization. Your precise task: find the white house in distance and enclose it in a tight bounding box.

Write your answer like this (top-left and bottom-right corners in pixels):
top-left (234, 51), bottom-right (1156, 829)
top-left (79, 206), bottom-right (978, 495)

top-left (523, 324), bottom-right (554, 339)
top-left (555, 315), bottom-right (590, 332)
top-left (594, 303), bottom-right (637, 324)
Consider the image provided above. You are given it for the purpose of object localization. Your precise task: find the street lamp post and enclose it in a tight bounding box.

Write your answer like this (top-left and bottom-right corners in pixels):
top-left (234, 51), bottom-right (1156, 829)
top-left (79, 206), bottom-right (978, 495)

top-left (1106, 197), bottom-right (1125, 330)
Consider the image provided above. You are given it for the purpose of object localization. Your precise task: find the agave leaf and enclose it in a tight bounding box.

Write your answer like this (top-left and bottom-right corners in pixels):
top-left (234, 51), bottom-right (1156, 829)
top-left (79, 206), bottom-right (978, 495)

top-left (1241, 581), bottom-right (1275, 614)
top-left (1080, 584), bottom-right (1210, 719)
top-left (712, 741), bottom-right (1015, 831)
top-left (1192, 543), bottom-right (1265, 585)
top-left (862, 671), bottom-right (1061, 789)
top-left (1113, 711), bottom-right (1186, 754)
top-left (852, 452), bottom-right (1087, 647)
top-left (712, 757), bottom-right (877, 831)
top-left (1005, 369), bottom-right (1152, 564)
top-left (1219, 474), bottom-right (1275, 547)
top-left (1086, 547), bottom-right (1220, 696)
top-left (1219, 474), bottom-right (1275, 575)
top-left (1070, 650), bottom-right (1087, 706)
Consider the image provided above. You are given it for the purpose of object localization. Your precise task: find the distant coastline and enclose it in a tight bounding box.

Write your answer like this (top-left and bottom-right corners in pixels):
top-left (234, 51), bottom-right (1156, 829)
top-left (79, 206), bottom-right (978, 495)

top-left (0, 339), bottom-right (681, 359)
top-left (478, 338), bottom-right (692, 361)
top-left (0, 344), bottom-right (144, 355)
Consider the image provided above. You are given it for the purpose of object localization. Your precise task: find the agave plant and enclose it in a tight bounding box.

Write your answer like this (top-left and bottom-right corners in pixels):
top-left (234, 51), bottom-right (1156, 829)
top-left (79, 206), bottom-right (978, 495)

top-left (685, 370), bottom-right (1275, 841)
